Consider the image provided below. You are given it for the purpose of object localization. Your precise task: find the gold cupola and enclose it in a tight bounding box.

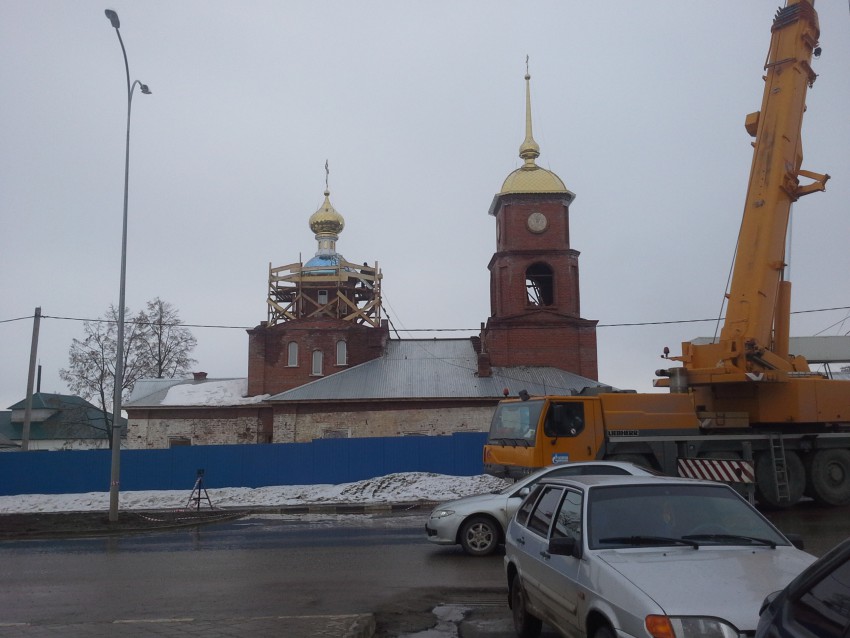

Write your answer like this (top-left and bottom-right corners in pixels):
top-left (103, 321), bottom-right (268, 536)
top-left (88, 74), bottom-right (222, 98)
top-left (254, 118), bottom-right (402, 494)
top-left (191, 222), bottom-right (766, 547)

top-left (309, 189), bottom-right (345, 238)
top-left (308, 163), bottom-right (346, 261)
top-left (497, 70), bottom-right (574, 200)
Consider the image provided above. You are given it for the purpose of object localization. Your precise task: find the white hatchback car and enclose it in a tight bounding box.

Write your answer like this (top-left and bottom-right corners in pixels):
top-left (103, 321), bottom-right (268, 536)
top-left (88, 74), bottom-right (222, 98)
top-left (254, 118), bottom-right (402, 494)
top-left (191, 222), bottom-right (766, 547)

top-left (425, 461), bottom-right (656, 556)
top-left (504, 475), bottom-right (816, 638)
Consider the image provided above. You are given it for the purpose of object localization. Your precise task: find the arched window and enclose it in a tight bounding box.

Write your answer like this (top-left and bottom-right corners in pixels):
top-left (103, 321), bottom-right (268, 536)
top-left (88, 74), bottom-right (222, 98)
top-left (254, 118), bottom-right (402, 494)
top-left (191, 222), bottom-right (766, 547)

top-left (526, 262), bottom-right (554, 306)
top-left (336, 340), bottom-right (347, 366)
top-left (311, 350), bottom-right (323, 376)
top-left (287, 341), bottom-right (298, 367)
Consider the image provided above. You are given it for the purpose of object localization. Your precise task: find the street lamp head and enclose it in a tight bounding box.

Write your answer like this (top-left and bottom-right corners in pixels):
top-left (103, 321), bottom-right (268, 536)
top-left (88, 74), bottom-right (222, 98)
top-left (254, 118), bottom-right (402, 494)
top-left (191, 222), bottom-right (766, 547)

top-left (140, 84), bottom-right (152, 95)
top-left (105, 9), bottom-right (120, 29)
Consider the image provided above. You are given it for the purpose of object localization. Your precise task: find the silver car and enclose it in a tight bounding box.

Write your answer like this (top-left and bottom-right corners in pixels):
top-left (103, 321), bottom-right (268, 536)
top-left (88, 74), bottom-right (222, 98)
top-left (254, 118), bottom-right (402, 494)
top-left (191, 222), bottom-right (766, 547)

top-left (505, 475), bottom-right (816, 638)
top-left (426, 461), bottom-right (656, 557)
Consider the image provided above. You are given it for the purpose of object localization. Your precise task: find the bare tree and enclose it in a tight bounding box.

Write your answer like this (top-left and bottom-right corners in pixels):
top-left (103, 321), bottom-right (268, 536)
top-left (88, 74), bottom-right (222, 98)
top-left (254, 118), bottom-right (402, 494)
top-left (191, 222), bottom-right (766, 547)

top-left (59, 300), bottom-right (197, 446)
top-left (137, 298), bottom-right (198, 379)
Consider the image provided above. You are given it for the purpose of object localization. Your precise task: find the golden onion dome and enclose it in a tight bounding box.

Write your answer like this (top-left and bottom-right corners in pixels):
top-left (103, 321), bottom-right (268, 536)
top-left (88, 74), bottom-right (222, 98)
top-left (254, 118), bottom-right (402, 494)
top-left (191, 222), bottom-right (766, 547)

top-left (500, 164), bottom-right (568, 195)
top-left (498, 71), bottom-right (571, 198)
top-left (309, 190), bottom-right (345, 236)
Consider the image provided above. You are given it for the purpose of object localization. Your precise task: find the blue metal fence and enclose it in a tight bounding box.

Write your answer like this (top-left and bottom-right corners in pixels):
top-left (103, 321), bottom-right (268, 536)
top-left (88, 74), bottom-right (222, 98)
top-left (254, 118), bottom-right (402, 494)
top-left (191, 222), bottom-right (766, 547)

top-left (0, 432), bottom-right (488, 496)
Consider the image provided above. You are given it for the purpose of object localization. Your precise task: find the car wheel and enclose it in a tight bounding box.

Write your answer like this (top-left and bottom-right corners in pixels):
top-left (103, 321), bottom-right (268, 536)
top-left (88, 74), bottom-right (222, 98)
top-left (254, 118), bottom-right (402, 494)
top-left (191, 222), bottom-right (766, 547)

top-left (806, 449), bottom-right (850, 506)
top-left (593, 625), bottom-right (615, 638)
top-left (459, 516), bottom-right (499, 556)
top-left (511, 573), bottom-right (542, 638)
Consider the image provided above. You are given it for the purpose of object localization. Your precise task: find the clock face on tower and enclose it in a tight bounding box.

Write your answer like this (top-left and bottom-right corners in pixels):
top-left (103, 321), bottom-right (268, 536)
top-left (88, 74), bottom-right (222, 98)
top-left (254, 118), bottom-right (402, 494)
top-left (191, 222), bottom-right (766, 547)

top-left (527, 211), bottom-right (548, 233)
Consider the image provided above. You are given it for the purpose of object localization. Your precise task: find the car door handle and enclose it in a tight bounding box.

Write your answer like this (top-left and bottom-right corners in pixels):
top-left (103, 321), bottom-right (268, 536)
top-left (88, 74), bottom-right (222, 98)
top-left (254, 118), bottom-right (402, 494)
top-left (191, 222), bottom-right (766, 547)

top-left (540, 550), bottom-right (551, 560)
top-left (515, 536), bottom-right (525, 546)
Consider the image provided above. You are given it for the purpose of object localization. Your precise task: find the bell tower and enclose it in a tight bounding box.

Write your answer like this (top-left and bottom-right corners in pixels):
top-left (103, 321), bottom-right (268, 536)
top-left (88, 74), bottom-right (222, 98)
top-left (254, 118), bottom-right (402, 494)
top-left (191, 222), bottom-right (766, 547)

top-left (479, 69), bottom-right (598, 379)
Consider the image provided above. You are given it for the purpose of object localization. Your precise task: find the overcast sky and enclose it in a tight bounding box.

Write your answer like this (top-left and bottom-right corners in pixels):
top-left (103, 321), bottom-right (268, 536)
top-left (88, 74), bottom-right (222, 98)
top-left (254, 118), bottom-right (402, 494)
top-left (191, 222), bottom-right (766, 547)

top-left (2, 1), bottom-right (849, 411)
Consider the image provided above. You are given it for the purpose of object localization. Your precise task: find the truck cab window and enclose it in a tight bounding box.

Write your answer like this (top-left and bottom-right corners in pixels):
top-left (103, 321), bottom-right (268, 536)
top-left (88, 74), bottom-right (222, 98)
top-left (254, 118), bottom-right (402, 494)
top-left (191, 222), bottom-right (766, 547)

top-left (545, 403), bottom-right (585, 438)
top-left (488, 400), bottom-right (545, 445)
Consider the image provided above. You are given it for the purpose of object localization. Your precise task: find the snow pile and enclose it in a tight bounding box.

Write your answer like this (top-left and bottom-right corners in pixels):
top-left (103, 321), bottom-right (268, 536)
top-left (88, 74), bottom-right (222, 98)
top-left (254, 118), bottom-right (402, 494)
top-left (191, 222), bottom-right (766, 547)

top-left (0, 472), bottom-right (511, 513)
top-left (161, 379), bottom-right (269, 406)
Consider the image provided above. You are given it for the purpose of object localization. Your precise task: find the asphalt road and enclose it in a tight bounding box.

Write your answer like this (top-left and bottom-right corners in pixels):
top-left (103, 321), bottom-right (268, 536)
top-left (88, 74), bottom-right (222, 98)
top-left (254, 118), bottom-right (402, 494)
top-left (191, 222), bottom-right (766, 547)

top-left (0, 510), bottom-right (513, 636)
top-left (0, 503), bottom-right (847, 637)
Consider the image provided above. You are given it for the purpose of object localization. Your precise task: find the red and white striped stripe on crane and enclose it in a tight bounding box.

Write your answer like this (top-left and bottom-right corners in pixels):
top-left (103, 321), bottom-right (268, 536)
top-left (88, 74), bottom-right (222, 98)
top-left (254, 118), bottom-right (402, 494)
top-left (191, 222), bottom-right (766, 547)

top-left (677, 457), bottom-right (755, 484)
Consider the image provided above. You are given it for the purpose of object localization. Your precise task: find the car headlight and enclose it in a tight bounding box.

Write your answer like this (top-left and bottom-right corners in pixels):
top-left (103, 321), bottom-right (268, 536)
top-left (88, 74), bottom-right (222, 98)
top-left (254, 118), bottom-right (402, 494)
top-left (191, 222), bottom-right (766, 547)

top-left (646, 615), bottom-right (739, 638)
top-left (430, 509), bottom-right (455, 519)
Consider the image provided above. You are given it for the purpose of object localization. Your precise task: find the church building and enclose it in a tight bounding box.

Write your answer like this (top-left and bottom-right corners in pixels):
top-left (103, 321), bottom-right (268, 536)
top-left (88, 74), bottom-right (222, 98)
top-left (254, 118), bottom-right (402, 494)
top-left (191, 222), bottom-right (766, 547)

top-left (125, 71), bottom-right (603, 448)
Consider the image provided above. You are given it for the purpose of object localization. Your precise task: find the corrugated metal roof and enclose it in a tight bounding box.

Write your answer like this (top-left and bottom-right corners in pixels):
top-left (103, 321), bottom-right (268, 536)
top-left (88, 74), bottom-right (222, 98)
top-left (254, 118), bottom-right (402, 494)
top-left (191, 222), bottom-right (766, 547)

top-left (8, 392), bottom-right (92, 411)
top-left (125, 340), bottom-right (608, 407)
top-left (1, 393), bottom-right (123, 440)
top-left (268, 339), bottom-right (605, 402)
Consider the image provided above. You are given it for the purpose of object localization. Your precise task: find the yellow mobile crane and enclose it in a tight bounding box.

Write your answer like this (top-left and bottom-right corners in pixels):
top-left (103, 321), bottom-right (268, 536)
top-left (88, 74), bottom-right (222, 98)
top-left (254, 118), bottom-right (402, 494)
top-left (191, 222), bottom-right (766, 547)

top-left (483, 0), bottom-right (850, 507)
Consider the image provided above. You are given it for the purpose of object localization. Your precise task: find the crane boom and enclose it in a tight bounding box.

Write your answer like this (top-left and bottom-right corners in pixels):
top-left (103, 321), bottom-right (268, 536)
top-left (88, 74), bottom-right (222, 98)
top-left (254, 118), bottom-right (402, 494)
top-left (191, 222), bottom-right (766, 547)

top-left (676, 0), bottom-right (829, 383)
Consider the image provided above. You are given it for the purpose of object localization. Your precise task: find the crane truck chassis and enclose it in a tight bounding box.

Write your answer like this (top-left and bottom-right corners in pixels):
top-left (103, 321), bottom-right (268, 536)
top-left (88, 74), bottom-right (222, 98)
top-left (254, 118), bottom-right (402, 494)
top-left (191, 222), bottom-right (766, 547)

top-left (482, 390), bottom-right (850, 507)
top-left (484, 0), bottom-right (850, 507)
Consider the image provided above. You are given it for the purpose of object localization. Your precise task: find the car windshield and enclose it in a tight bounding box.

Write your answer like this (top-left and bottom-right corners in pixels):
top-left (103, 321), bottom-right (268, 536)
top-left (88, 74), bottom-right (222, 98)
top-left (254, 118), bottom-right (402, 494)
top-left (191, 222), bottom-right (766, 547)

top-left (487, 400), bottom-right (544, 446)
top-left (588, 483), bottom-right (788, 550)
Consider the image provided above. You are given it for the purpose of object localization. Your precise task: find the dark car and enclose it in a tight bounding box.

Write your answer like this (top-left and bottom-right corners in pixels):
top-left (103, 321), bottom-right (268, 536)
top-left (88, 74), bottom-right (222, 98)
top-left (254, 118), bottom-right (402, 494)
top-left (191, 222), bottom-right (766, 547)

top-left (757, 537), bottom-right (850, 638)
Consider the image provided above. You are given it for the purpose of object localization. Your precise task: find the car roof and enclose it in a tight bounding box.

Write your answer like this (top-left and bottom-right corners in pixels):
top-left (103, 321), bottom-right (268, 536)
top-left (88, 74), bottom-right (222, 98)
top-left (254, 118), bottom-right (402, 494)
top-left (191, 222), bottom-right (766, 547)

top-left (534, 461), bottom-right (657, 475)
top-left (535, 474), bottom-right (717, 489)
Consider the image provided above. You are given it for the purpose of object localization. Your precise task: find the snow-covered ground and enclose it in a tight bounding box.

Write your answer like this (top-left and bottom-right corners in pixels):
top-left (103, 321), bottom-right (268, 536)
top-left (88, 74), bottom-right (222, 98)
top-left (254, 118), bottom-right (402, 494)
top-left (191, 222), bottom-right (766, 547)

top-left (0, 472), bottom-right (510, 514)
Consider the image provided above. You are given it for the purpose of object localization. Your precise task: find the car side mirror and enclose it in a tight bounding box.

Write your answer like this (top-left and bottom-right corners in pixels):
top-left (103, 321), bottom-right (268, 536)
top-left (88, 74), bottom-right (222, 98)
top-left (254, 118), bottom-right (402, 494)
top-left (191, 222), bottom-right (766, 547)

top-left (759, 590), bottom-right (780, 616)
top-left (548, 536), bottom-right (582, 559)
top-left (785, 533), bottom-right (805, 551)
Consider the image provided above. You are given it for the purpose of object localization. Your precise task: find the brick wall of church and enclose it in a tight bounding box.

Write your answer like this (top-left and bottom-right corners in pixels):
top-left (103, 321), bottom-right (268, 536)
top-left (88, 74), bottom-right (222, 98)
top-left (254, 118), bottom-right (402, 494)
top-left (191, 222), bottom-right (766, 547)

top-left (126, 401), bottom-right (496, 448)
top-left (247, 319), bottom-right (389, 396)
top-left (271, 401), bottom-right (498, 443)
top-left (483, 321), bottom-right (598, 379)
top-left (126, 406), bottom-right (271, 448)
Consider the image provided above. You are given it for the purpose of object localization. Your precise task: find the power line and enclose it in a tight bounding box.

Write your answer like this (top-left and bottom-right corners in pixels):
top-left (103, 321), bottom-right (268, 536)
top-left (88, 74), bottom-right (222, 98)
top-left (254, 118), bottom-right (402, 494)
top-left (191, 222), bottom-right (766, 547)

top-left (1, 305), bottom-right (849, 333)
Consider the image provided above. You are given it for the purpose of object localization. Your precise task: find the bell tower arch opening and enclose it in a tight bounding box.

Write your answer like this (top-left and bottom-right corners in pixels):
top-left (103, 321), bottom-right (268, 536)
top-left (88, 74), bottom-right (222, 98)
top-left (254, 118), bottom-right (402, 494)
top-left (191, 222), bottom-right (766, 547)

top-left (526, 262), bottom-right (554, 306)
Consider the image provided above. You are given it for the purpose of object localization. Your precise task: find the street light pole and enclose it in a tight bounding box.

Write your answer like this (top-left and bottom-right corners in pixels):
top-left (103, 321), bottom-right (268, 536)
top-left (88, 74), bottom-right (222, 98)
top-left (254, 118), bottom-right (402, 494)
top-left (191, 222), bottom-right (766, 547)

top-left (105, 9), bottom-right (151, 522)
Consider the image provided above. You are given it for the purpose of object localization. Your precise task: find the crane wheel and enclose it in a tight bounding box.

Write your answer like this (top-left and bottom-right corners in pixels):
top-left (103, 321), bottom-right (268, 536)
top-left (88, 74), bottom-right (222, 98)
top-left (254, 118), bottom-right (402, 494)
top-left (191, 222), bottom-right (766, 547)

top-left (805, 449), bottom-right (850, 507)
top-left (754, 451), bottom-right (805, 509)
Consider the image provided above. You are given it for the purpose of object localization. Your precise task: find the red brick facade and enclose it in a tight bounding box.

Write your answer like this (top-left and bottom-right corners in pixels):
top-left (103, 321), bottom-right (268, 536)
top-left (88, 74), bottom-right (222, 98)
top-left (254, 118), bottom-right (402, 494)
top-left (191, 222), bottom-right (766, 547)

top-left (481, 193), bottom-right (599, 379)
top-left (247, 318), bottom-right (389, 396)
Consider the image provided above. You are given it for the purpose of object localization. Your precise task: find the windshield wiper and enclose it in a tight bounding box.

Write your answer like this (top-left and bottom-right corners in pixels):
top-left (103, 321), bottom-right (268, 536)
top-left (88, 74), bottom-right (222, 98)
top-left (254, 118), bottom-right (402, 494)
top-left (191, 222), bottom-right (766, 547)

top-left (598, 535), bottom-right (700, 549)
top-left (681, 534), bottom-right (777, 548)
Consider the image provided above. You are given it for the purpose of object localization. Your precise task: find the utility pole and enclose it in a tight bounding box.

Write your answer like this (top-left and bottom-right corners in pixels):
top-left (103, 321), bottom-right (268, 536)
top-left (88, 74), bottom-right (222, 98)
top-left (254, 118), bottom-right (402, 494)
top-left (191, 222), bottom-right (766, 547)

top-left (21, 306), bottom-right (41, 451)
